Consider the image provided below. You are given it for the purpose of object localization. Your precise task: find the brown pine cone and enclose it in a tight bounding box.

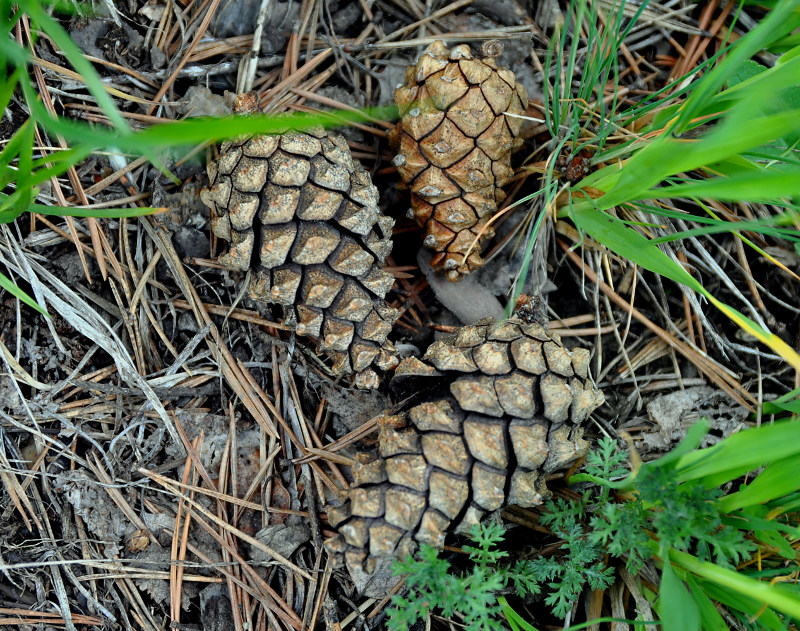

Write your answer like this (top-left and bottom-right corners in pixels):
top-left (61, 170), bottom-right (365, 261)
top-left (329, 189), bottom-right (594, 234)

top-left (326, 317), bottom-right (604, 573)
top-left (390, 40), bottom-right (528, 281)
top-left (201, 127), bottom-right (399, 388)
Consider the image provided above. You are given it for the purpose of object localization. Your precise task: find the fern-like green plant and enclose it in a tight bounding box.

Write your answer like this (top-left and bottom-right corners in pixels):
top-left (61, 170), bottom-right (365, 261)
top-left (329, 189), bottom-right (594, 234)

top-left (574, 424), bottom-right (800, 631)
top-left (531, 511), bottom-right (614, 618)
top-left (387, 522), bottom-right (541, 631)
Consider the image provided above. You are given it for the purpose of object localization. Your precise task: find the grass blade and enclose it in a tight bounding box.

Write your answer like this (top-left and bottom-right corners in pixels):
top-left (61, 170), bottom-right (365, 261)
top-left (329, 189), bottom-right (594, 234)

top-left (670, 548), bottom-right (800, 620)
top-left (671, 1), bottom-right (800, 133)
top-left (20, 0), bottom-right (132, 135)
top-left (684, 574), bottom-right (729, 631)
top-left (25, 203), bottom-right (161, 219)
top-left (24, 96), bottom-right (396, 153)
top-left (717, 457), bottom-right (800, 512)
top-left (675, 421), bottom-right (800, 485)
top-left (500, 597), bottom-right (541, 631)
top-left (631, 170), bottom-right (800, 202)
top-left (656, 560), bottom-right (700, 631)
top-left (0, 270), bottom-right (47, 316)
top-left (571, 204), bottom-right (800, 369)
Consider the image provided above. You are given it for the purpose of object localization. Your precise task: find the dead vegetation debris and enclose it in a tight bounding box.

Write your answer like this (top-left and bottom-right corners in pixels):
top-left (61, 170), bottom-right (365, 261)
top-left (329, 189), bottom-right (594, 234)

top-left (1, 0), bottom-right (797, 629)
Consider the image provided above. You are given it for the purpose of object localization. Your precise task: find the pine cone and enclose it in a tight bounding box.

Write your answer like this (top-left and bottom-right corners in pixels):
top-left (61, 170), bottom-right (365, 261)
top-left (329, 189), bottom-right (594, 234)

top-left (390, 41), bottom-right (528, 281)
top-left (201, 127), bottom-right (399, 388)
top-left (326, 317), bottom-right (604, 573)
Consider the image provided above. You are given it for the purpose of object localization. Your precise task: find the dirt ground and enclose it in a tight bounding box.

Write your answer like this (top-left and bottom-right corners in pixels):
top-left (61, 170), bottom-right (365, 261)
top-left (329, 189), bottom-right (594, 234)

top-left (1, 0), bottom-right (797, 629)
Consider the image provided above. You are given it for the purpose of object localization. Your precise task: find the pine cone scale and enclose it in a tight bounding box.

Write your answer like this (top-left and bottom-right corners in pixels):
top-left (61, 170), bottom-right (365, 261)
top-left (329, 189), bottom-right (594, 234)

top-left (429, 469), bottom-right (469, 519)
top-left (269, 152), bottom-right (309, 186)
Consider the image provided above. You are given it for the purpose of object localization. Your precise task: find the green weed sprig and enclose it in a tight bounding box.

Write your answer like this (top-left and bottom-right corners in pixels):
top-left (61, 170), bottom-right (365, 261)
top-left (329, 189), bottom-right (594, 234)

top-left (387, 522), bottom-right (540, 631)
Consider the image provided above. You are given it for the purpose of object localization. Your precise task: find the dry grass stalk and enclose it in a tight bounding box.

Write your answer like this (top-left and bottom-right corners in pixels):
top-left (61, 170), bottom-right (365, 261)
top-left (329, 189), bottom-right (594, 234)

top-left (0, 609), bottom-right (103, 627)
top-left (560, 241), bottom-right (757, 409)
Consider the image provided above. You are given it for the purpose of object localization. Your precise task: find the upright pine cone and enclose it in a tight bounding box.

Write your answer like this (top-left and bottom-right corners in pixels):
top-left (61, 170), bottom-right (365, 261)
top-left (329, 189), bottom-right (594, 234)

top-left (201, 126), bottom-right (399, 388)
top-left (390, 41), bottom-right (528, 280)
top-left (326, 317), bottom-right (604, 573)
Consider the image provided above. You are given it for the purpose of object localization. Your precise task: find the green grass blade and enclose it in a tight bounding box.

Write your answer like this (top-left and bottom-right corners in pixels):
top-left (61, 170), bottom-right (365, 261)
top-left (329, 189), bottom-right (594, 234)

top-left (571, 204), bottom-right (800, 369)
top-left (717, 457), bottom-right (800, 513)
top-left (599, 108), bottom-right (800, 208)
top-left (0, 270), bottom-right (47, 316)
top-left (0, 120), bottom-right (34, 189)
top-left (26, 147), bottom-right (96, 190)
top-left (500, 597), bottom-right (541, 631)
top-left (580, 0), bottom-right (649, 126)
top-left (761, 398), bottom-right (800, 414)
top-left (541, 23), bottom-right (558, 134)
top-left (726, 510), bottom-right (800, 539)
top-left (0, 65), bottom-right (22, 114)
top-left (0, 34), bottom-right (31, 67)
top-left (671, 0), bottom-right (800, 133)
top-left (614, 57), bottom-right (713, 130)
top-left (594, 41), bottom-right (800, 209)
top-left (501, 596), bottom-right (659, 631)
top-left (669, 548), bottom-right (800, 620)
top-left (563, 0), bottom-right (586, 125)
top-left (771, 31), bottom-right (800, 54)
top-left (576, 621), bottom-right (661, 630)
top-left (25, 97), bottom-right (396, 153)
top-left (707, 298), bottom-right (800, 370)
top-left (647, 211), bottom-right (800, 244)
top-left (683, 574), bottom-right (729, 631)
top-left (508, 163), bottom-right (560, 316)
top-left (571, 160), bottom-right (623, 192)
top-left (674, 421), bottom-right (800, 485)
top-left (765, 387), bottom-right (800, 409)
top-left (0, 191), bottom-right (33, 221)
top-left (36, 1), bottom-right (96, 16)
top-left (656, 561), bottom-right (700, 631)
top-left (26, 203), bottom-right (161, 219)
top-left (630, 203), bottom-right (800, 228)
top-left (753, 527), bottom-right (797, 560)
top-left (570, 205), bottom-right (722, 289)
top-left (768, 491), bottom-right (800, 514)
top-left (702, 153), bottom-right (780, 178)
top-left (643, 420), bottom-right (710, 470)
top-left (698, 581), bottom-right (788, 629)
top-left (632, 169), bottom-right (800, 202)
top-left (20, 0), bottom-right (132, 135)
top-left (14, 120), bottom-right (35, 215)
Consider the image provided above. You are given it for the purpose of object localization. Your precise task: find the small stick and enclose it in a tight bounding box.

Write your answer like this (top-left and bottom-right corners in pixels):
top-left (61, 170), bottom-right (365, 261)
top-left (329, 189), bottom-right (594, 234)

top-left (239, 0), bottom-right (273, 93)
